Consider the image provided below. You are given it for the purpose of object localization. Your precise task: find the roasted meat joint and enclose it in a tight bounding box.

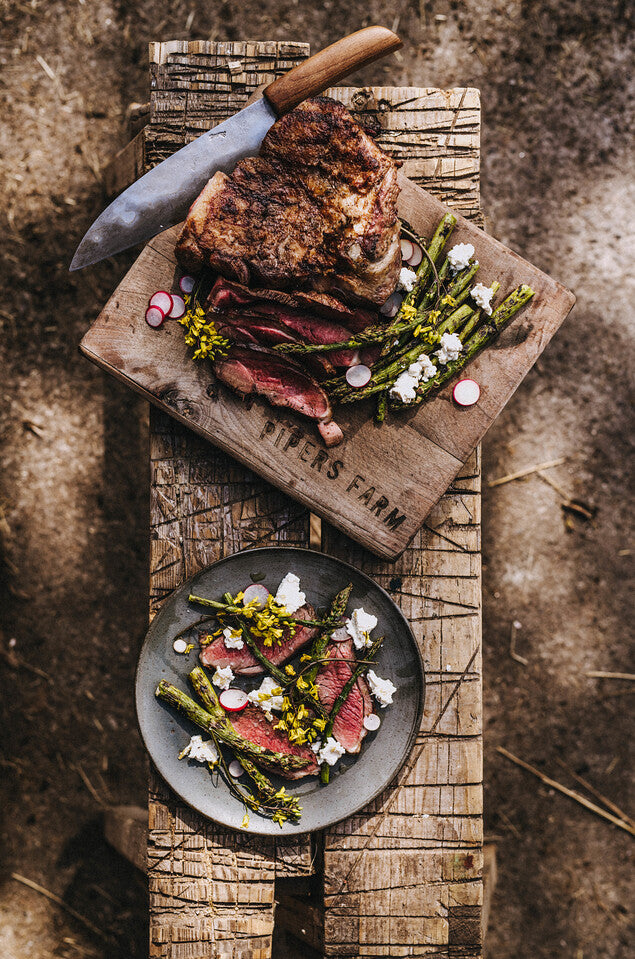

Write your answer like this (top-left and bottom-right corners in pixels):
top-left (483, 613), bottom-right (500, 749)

top-left (173, 96), bottom-right (402, 445)
top-left (176, 97), bottom-right (402, 304)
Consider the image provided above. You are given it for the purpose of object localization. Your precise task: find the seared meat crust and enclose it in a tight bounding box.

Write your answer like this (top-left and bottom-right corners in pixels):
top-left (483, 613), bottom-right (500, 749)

top-left (177, 97), bottom-right (401, 306)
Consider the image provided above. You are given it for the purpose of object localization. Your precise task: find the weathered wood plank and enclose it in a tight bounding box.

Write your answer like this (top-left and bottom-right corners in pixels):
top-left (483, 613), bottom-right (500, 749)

top-left (145, 42), bottom-right (313, 959)
top-left (319, 87), bottom-right (485, 953)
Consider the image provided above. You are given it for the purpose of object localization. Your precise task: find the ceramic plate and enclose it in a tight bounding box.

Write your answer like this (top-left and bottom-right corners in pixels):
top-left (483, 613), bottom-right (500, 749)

top-left (135, 546), bottom-right (424, 835)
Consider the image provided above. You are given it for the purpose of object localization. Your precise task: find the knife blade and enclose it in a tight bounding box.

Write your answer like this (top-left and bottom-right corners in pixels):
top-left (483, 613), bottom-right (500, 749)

top-left (70, 26), bottom-right (402, 271)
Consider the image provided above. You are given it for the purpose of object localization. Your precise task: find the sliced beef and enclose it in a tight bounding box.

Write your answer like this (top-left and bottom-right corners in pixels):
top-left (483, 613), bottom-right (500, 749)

top-left (207, 276), bottom-right (377, 331)
top-left (230, 705), bottom-right (318, 779)
top-left (212, 345), bottom-right (343, 446)
top-left (200, 604), bottom-right (318, 676)
top-left (177, 97), bottom-right (401, 306)
top-left (315, 637), bottom-right (373, 753)
top-left (249, 303), bottom-right (358, 368)
top-left (214, 314), bottom-right (336, 378)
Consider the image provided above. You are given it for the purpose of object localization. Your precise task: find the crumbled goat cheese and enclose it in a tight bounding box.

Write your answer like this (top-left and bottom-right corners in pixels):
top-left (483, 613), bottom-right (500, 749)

top-left (447, 242), bottom-right (475, 272)
top-left (223, 626), bottom-right (244, 650)
top-left (211, 665), bottom-right (234, 690)
top-left (434, 332), bottom-right (463, 365)
top-left (397, 267), bottom-right (417, 292)
top-left (389, 355), bottom-right (437, 403)
top-left (414, 354), bottom-right (437, 383)
top-left (180, 735), bottom-right (219, 764)
top-left (367, 669), bottom-right (397, 707)
top-left (389, 369), bottom-right (419, 403)
top-left (345, 607), bottom-right (378, 650)
top-left (275, 572), bottom-right (306, 614)
top-left (247, 676), bottom-right (283, 714)
top-left (318, 736), bottom-right (346, 766)
top-left (470, 282), bottom-right (495, 315)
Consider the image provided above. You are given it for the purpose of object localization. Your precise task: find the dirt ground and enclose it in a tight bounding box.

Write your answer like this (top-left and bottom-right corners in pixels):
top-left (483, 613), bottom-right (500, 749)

top-left (0, 1), bottom-right (633, 957)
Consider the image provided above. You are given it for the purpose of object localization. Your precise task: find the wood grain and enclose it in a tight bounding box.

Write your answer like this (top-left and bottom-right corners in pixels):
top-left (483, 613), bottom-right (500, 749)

top-left (263, 27), bottom-right (402, 115)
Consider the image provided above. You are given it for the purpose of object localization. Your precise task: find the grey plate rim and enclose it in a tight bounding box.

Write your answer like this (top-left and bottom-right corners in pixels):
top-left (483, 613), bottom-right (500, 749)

top-left (135, 545), bottom-right (425, 835)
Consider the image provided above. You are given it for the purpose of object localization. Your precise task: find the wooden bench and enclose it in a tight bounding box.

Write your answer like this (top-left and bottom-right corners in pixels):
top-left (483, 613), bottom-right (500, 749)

top-left (105, 38), bottom-right (485, 958)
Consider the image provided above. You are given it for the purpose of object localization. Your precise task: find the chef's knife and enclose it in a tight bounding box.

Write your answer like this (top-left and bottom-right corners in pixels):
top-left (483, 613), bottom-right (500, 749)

top-left (70, 26), bottom-right (402, 271)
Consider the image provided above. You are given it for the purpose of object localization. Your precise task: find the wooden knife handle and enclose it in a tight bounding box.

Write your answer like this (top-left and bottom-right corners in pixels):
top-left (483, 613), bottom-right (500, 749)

top-left (263, 26), bottom-right (402, 116)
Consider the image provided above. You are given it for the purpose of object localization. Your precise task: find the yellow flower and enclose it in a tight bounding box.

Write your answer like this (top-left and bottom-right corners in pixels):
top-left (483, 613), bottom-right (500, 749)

top-left (284, 664), bottom-right (296, 677)
top-left (441, 294), bottom-right (456, 308)
top-left (297, 705), bottom-right (309, 721)
top-left (300, 654), bottom-right (311, 663)
top-left (296, 675), bottom-right (308, 691)
top-left (400, 304), bottom-right (418, 320)
top-left (313, 717), bottom-right (327, 731)
top-left (240, 813), bottom-right (250, 829)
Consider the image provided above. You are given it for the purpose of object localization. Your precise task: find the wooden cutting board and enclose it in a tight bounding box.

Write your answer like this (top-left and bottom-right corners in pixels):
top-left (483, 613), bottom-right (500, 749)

top-left (81, 169), bottom-right (574, 559)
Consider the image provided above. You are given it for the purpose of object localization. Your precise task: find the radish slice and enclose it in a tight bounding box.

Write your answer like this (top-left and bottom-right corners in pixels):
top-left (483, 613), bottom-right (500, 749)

top-left (380, 292), bottom-right (403, 317)
top-left (179, 275), bottom-right (195, 295)
top-left (145, 306), bottom-right (165, 328)
top-left (228, 759), bottom-right (244, 777)
top-left (168, 294), bottom-right (186, 319)
top-left (405, 241), bottom-right (423, 267)
top-left (242, 584), bottom-right (270, 607)
top-left (453, 378), bottom-right (481, 406)
top-left (345, 364), bottom-right (371, 388)
top-left (219, 688), bottom-right (249, 712)
top-left (173, 638), bottom-right (188, 654)
top-left (363, 713), bottom-right (381, 731)
top-left (149, 290), bottom-right (173, 315)
top-left (400, 238), bottom-right (414, 262)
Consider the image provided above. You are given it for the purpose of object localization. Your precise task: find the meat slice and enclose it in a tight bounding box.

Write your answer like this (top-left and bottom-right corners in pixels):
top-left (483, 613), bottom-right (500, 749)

top-left (248, 303), bottom-right (358, 368)
top-left (315, 637), bottom-right (373, 753)
top-left (230, 705), bottom-right (318, 780)
top-left (176, 97), bottom-right (401, 306)
top-left (207, 277), bottom-right (377, 330)
top-left (200, 604), bottom-right (318, 676)
top-left (212, 345), bottom-right (343, 446)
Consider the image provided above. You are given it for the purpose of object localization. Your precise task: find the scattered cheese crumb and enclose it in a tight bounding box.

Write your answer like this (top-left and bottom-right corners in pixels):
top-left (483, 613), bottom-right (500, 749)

top-left (345, 607), bottom-right (378, 650)
top-left (223, 626), bottom-right (244, 650)
top-left (397, 267), bottom-right (417, 292)
top-left (470, 282), bottom-right (495, 315)
top-left (247, 676), bottom-right (283, 714)
top-left (275, 572), bottom-right (306, 614)
top-left (318, 737), bottom-right (346, 766)
top-left (211, 665), bottom-right (234, 690)
top-left (179, 735), bottom-right (219, 764)
top-left (389, 354), bottom-right (437, 403)
top-left (435, 332), bottom-right (463, 365)
top-left (367, 669), bottom-right (397, 707)
top-left (447, 242), bottom-right (475, 272)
